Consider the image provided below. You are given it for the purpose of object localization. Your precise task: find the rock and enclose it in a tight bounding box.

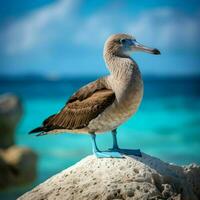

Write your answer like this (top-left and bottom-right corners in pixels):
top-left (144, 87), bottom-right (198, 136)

top-left (184, 164), bottom-right (200, 198)
top-left (0, 146), bottom-right (37, 189)
top-left (18, 153), bottom-right (200, 200)
top-left (0, 93), bottom-right (38, 190)
top-left (0, 93), bottom-right (23, 149)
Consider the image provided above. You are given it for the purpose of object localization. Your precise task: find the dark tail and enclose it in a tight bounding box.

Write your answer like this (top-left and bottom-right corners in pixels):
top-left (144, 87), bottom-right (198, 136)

top-left (29, 126), bottom-right (44, 134)
top-left (29, 114), bottom-right (56, 136)
top-left (29, 126), bottom-right (48, 136)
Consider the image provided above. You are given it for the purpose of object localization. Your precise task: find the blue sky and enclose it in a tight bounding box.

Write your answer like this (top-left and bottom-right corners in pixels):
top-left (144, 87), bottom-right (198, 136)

top-left (0, 0), bottom-right (200, 77)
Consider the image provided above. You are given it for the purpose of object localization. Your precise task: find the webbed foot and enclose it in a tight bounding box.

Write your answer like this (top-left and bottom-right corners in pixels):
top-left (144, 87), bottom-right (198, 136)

top-left (109, 148), bottom-right (142, 157)
top-left (94, 150), bottom-right (123, 158)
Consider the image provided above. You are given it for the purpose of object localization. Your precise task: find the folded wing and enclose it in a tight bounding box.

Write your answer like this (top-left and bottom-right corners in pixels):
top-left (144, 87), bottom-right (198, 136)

top-left (30, 77), bottom-right (115, 134)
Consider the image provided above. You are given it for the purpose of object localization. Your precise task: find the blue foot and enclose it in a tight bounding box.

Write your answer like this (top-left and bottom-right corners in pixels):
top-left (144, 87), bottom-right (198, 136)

top-left (94, 151), bottom-right (123, 158)
top-left (109, 148), bottom-right (142, 157)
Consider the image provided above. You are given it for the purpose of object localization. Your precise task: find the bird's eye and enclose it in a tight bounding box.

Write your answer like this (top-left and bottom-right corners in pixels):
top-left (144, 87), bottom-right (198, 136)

top-left (120, 39), bottom-right (126, 44)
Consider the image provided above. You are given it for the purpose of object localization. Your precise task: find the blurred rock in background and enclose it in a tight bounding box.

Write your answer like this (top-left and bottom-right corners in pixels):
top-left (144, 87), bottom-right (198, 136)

top-left (0, 94), bottom-right (37, 190)
top-left (0, 93), bottom-right (22, 148)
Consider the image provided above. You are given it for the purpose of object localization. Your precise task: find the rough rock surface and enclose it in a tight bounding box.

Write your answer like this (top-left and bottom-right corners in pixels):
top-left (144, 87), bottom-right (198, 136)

top-left (0, 146), bottom-right (37, 189)
top-left (18, 153), bottom-right (200, 200)
top-left (0, 93), bottom-right (23, 149)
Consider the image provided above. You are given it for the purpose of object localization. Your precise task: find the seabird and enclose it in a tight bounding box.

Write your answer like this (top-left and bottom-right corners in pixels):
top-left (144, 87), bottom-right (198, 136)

top-left (30, 33), bottom-right (160, 158)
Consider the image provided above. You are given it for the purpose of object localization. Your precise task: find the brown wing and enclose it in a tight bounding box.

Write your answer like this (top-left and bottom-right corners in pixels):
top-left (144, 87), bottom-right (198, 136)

top-left (30, 77), bottom-right (115, 133)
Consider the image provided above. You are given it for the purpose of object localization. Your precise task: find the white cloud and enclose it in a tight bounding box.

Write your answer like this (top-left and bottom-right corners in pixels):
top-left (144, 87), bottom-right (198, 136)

top-left (1, 3), bottom-right (200, 57)
top-left (74, 13), bottom-right (123, 47)
top-left (74, 15), bottom-right (112, 47)
top-left (129, 8), bottom-right (200, 49)
top-left (75, 7), bottom-right (200, 51)
top-left (2, 0), bottom-right (79, 54)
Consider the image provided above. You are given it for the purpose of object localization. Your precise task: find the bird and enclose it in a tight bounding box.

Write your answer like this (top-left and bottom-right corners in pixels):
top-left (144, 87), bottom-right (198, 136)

top-left (29, 33), bottom-right (160, 158)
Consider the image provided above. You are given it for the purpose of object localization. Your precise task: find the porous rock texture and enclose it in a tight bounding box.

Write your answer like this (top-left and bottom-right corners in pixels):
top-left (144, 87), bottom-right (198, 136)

top-left (18, 153), bottom-right (200, 200)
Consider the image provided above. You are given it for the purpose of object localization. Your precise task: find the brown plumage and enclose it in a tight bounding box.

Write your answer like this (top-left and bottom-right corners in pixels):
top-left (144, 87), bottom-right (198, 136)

top-left (30, 33), bottom-right (160, 137)
top-left (30, 77), bottom-right (115, 134)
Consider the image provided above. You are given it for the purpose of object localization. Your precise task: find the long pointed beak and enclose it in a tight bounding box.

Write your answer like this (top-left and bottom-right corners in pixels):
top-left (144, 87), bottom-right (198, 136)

top-left (132, 41), bottom-right (161, 55)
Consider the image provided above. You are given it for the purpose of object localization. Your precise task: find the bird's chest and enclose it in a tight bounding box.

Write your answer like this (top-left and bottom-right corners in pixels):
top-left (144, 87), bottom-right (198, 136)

top-left (88, 77), bottom-right (143, 133)
top-left (113, 77), bottom-right (144, 119)
top-left (88, 59), bottom-right (144, 133)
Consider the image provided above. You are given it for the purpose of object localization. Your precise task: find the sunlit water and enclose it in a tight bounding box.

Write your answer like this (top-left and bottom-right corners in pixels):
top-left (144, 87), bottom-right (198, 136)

top-left (0, 77), bottom-right (200, 199)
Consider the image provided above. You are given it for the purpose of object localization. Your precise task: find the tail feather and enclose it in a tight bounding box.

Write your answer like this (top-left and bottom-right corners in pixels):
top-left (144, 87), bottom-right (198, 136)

top-left (29, 114), bottom-right (56, 135)
top-left (29, 126), bottom-right (45, 134)
top-left (36, 132), bottom-right (47, 137)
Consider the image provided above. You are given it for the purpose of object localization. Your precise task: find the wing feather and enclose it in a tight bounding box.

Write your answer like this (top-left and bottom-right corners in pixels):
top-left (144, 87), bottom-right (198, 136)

top-left (29, 77), bottom-right (115, 134)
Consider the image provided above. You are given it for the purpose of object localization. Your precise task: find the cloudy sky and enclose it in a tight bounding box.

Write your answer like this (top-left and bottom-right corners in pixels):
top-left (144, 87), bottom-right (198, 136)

top-left (0, 0), bottom-right (200, 77)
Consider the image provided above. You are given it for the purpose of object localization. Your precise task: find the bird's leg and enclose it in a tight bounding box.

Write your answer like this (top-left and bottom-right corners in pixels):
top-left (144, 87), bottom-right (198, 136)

top-left (89, 133), bottom-right (122, 158)
top-left (111, 129), bottom-right (119, 150)
top-left (90, 133), bottom-right (100, 153)
top-left (109, 129), bottom-right (142, 157)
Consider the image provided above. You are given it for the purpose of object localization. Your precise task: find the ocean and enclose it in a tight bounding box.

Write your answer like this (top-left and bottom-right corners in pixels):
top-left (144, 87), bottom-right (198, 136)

top-left (0, 76), bottom-right (200, 199)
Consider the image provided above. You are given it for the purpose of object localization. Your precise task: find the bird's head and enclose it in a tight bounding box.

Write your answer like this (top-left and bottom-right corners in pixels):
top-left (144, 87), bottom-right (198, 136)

top-left (104, 33), bottom-right (160, 57)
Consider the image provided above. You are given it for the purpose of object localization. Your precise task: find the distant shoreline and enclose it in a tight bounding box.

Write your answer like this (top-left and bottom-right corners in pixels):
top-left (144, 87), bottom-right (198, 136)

top-left (0, 74), bottom-right (200, 83)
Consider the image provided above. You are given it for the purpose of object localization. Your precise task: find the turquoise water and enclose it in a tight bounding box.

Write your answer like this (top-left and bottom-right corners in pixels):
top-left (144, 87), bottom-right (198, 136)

top-left (0, 77), bottom-right (200, 199)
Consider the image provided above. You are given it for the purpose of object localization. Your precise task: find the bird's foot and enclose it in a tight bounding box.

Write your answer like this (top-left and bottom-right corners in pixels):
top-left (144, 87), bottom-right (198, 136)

top-left (108, 148), bottom-right (142, 157)
top-left (93, 150), bottom-right (123, 158)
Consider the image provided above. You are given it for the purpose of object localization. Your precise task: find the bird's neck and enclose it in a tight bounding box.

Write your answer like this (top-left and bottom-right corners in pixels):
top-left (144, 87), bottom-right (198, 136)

top-left (104, 52), bottom-right (143, 103)
top-left (104, 52), bottom-right (141, 82)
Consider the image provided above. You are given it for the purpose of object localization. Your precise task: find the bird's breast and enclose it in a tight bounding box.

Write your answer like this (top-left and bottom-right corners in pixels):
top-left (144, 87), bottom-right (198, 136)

top-left (88, 76), bottom-right (144, 133)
